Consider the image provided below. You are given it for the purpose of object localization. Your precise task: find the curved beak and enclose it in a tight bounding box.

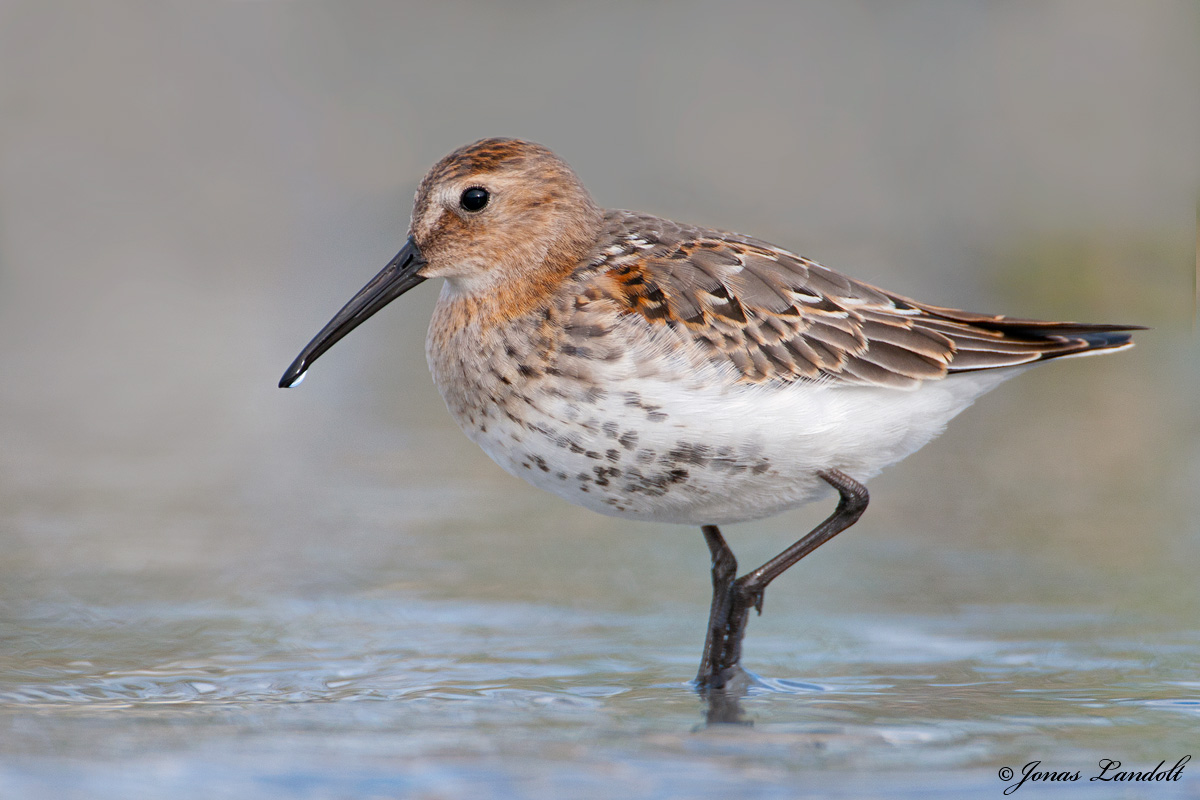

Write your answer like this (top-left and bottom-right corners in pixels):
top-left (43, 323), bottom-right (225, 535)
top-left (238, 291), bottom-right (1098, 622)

top-left (279, 236), bottom-right (427, 388)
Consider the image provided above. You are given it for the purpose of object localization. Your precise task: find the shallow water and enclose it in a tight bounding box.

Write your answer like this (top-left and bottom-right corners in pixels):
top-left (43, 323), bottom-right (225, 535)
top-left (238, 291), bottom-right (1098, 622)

top-left (2, 3), bottom-right (1198, 798)
top-left (4, 581), bottom-right (1200, 799)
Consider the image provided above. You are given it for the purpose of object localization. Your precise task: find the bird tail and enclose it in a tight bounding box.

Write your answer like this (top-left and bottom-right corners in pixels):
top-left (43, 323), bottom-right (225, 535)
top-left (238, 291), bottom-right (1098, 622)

top-left (899, 299), bottom-right (1145, 372)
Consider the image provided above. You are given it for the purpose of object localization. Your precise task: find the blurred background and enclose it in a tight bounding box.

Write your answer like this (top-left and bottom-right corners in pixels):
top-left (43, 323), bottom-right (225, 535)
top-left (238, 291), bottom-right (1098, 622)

top-left (1, 2), bottom-right (1197, 799)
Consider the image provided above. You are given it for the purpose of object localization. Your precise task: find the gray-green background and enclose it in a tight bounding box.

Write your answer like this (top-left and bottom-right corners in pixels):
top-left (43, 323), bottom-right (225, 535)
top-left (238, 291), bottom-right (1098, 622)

top-left (2, 3), bottom-right (1197, 798)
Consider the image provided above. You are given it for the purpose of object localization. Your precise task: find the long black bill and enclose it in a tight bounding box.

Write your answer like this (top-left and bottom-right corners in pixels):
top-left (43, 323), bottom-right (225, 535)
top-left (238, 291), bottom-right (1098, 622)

top-left (279, 236), bottom-right (427, 389)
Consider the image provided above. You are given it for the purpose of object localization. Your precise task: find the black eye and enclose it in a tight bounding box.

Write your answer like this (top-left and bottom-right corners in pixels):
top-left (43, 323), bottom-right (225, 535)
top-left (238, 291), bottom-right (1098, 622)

top-left (460, 187), bottom-right (489, 212)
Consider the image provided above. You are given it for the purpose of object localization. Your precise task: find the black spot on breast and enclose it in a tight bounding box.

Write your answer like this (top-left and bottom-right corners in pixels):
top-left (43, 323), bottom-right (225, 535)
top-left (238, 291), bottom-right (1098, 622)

top-left (605, 449), bottom-right (620, 462)
top-left (620, 466), bottom-right (690, 497)
top-left (664, 442), bottom-right (711, 466)
top-left (618, 431), bottom-right (639, 450)
top-left (592, 466), bottom-right (621, 487)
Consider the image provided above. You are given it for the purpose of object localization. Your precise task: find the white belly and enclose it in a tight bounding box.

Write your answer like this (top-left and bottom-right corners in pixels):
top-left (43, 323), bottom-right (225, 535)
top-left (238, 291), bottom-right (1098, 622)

top-left (456, 365), bottom-right (1019, 526)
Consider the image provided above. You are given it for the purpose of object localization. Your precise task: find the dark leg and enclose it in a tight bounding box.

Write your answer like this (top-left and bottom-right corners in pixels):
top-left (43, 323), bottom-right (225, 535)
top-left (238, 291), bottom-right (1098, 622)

top-left (698, 525), bottom-right (738, 685)
top-left (696, 469), bottom-right (869, 693)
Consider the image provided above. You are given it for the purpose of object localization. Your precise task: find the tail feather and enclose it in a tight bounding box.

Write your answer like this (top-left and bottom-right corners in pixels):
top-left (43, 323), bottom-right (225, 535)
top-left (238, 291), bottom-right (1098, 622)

top-left (1075, 330), bottom-right (1139, 349)
top-left (903, 300), bottom-right (1145, 373)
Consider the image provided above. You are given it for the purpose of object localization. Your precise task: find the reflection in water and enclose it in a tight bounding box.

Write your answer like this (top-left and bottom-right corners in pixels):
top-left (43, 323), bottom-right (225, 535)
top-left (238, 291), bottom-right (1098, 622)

top-left (700, 672), bottom-right (752, 726)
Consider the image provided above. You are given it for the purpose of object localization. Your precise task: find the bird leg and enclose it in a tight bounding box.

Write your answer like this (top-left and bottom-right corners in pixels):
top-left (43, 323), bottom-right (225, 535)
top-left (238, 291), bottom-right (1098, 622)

top-left (698, 524), bottom-right (739, 687)
top-left (696, 469), bottom-right (869, 693)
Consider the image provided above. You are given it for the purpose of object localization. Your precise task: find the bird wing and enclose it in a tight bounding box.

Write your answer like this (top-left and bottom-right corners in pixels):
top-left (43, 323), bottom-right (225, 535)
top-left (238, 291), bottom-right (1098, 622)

top-left (589, 212), bottom-right (1138, 388)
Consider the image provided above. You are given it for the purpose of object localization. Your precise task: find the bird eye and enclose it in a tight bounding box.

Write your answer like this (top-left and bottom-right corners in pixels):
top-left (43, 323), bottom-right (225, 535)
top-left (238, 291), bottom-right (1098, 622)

top-left (459, 187), bottom-right (489, 212)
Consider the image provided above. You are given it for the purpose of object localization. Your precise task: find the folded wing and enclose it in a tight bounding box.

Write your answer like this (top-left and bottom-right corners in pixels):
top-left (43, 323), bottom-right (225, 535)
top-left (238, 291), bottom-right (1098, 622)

top-left (596, 213), bottom-right (1140, 389)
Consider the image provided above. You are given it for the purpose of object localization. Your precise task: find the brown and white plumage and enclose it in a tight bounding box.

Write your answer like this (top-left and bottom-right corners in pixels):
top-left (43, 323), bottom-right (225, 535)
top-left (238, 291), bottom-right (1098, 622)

top-left (282, 137), bottom-right (1138, 524)
top-left (280, 138), bottom-right (1140, 688)
top-left (586, 211), bottom-right (1134, 389)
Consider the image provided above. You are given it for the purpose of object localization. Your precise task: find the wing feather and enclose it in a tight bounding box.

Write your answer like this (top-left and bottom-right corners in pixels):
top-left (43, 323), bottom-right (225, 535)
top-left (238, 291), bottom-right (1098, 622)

top-left (588, 212), bottom-right (1141, 388)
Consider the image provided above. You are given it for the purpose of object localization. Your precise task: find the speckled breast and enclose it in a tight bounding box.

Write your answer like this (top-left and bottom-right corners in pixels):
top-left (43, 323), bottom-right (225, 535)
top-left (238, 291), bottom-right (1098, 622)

top-left (424, 283), bottom-right (836, 526)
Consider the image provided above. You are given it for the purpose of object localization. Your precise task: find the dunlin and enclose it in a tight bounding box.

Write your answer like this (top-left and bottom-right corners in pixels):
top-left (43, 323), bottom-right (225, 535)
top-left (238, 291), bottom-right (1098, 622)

top-left (280, 138), bottom-right (1139, 691)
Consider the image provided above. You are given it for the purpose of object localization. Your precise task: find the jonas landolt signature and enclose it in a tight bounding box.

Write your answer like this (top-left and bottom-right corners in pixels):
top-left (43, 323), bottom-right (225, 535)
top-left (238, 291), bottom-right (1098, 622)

top-left (999, 756), bottom-right (1189, 794)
